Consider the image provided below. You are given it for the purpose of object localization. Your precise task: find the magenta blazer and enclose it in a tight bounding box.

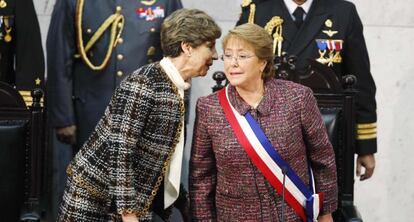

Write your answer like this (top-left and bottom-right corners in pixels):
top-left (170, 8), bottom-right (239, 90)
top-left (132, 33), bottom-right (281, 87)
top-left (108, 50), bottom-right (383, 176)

top-left (190, 78), bottom-right (337, 221)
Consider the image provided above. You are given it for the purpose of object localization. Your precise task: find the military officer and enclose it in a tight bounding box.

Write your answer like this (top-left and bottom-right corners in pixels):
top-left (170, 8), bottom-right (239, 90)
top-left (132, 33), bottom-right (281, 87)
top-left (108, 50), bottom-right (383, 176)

top-left (0, 0), bottom-right (45, 106)
top-left (238, 0), bottom-right (377, 181)
top-left (47, 0), bottom-right (183, 151)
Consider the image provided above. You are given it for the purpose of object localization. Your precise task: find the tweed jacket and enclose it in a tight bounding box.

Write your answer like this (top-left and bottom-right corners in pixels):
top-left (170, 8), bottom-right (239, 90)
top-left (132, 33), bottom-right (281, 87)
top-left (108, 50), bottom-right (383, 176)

top-left (58, 63), bottom-right (184, 221)
top-left (190, 79), bottom-right (337, 221)
top-left (238, 0), bottom-right (377, 155)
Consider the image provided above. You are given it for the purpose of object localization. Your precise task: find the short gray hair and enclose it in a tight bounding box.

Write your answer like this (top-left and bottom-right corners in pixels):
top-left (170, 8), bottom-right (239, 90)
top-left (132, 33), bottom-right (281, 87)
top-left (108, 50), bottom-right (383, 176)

top-left (161, 9), bottom-right (221, 57)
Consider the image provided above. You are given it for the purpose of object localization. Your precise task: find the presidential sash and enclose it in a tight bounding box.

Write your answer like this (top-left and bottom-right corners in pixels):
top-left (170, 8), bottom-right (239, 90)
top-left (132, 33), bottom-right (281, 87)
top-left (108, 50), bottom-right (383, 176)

top-left (218, 87), bottom-right (323, 222)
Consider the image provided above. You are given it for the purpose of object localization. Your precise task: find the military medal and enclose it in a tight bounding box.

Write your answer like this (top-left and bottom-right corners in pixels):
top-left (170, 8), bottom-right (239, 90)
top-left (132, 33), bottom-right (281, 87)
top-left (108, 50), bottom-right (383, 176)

top-left (0, 0), bottom-right (7, 8)
top-left (136, 6), bottom-right (165, 21)
top-left (316, 19), bottom-right (343, 66)
top-left (316, 39), bottom-right (329, 65)
top-left (328, 39), bottom-right (343, 64)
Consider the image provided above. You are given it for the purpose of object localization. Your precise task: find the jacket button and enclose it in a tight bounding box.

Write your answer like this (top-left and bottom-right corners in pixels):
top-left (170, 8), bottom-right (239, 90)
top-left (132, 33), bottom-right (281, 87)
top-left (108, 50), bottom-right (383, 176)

top-left (86, 28), bottom-right (92, 34)
top-left (117, 37), bottom-right (124, 44)
top-left (117, 54), bottom-right (124, 60)
top-left (117, 71), bottom-right (123, 77)
top-left (150, 27), bottom-right (156, 32)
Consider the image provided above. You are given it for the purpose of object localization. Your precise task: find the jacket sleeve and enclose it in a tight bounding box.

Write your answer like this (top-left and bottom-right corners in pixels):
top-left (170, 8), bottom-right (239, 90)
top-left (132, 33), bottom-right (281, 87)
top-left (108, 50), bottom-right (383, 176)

top-left (343, 4), bottom-right (377, 155)
top-left (15, 0), bottom-right (45, 90)
top-left (189, 98), bottom-right (217, 221)
top-left (46, 0), bottom-right (77, 128)
top-left (107, 73), bottom-right (154, 217)
top-left (300, 87), bottom-right (338, 215)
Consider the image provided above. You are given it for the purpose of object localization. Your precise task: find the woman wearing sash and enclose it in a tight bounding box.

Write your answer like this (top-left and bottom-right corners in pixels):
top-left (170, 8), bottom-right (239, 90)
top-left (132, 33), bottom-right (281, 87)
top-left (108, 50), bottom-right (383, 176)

top-left (189, 23), bottom-right (337, 222)
top-left (57, 9), bottom-right (221, 222)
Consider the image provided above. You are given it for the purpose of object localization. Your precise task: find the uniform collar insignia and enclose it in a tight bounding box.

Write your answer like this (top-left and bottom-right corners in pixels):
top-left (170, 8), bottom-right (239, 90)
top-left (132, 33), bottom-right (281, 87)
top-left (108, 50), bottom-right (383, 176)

top-left (141, 0), bottom-right (156, 6)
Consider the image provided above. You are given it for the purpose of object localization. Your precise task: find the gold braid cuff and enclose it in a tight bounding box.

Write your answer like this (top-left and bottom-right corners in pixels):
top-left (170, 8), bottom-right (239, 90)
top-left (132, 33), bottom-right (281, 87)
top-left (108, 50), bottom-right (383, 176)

top-left (356, 122), bottom-right (377, 140)
top-left (75, 0), bottom-right (124, 71)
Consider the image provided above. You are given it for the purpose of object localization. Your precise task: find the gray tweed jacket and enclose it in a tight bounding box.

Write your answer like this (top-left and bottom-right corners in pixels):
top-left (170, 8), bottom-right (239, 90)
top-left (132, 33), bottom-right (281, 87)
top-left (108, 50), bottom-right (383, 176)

top-left (58, 62), bottom-right (184, 221)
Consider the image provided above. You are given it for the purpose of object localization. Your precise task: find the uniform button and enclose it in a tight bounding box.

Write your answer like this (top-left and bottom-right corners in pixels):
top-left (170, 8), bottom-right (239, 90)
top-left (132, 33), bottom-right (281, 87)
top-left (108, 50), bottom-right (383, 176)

top-left (117, 37), bottom-right (124, 44)
top-left (150, 27), bottom-right (156, 32)
top-left (116, 6), bottom-right (122, 12)
top-left (86, 28), bottom-right (92, 34)
top-left (117, 54), bottom-right (124, 60)
top-left (117, 71), bottom-right (123, 77)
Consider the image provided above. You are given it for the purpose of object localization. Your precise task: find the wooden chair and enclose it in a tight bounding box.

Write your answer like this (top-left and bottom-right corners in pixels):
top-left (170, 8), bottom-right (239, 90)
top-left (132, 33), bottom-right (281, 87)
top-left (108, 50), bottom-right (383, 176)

top-left (0, 82), bottom-right (46, 222)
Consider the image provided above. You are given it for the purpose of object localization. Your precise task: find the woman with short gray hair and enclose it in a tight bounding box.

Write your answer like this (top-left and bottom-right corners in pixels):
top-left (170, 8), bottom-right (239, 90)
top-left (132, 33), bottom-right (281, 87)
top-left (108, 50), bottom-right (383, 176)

top-left (58, 8), bottom-right (221, 222)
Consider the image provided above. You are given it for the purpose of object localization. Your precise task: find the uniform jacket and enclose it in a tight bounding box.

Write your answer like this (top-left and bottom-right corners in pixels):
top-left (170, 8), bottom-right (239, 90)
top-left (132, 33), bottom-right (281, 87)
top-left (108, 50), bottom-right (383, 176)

top-left (58, 63), bottom-right (184, 221)
top-left (0, 0), bottom-right (44, 91)
top-left (190, 79), bottom-right (337, 221)
top-left (47, 0), bottom-right (182, 146)
top-left (238, 0), bottom-right (377, 155)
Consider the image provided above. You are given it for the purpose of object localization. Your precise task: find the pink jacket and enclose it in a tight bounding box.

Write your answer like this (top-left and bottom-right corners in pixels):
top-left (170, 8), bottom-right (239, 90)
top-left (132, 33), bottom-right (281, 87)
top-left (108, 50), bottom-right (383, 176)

top-left (190, 79), bottom-right (337, 221)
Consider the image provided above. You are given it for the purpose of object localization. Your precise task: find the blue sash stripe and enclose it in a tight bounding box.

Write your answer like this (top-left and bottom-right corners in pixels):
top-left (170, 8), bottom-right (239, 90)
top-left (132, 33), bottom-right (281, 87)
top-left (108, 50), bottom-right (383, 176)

top-left (245, 113), bottom-right (313, 198)
top-left (306, 196), bottom-right (315, 222)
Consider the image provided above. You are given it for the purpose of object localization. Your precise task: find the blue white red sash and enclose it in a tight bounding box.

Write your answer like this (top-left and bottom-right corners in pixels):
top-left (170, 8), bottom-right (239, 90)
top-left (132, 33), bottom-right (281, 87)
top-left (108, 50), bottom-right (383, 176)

top-left (218, 87), bottom-right (323, 222)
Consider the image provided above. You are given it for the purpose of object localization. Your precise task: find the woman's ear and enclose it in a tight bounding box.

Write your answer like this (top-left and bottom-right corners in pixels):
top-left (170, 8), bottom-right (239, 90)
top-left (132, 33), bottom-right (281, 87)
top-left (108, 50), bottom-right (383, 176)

top-left (260, 60), bottom-right (268, 72)
top-left (181, 42), bottom-right (192, 57)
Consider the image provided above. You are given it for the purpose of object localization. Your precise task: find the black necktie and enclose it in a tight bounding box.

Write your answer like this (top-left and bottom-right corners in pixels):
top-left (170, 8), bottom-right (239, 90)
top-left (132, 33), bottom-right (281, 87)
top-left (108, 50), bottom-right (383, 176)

top-left (293, 7), bottom-right (305, 28)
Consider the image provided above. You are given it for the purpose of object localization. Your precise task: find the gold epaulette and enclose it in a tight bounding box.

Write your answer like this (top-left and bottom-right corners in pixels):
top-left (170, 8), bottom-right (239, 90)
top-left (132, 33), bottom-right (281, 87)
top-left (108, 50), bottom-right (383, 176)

top-left (74, 0), bottom-right (124, 71)
top-left (356, 122), bottom-right (377, 140)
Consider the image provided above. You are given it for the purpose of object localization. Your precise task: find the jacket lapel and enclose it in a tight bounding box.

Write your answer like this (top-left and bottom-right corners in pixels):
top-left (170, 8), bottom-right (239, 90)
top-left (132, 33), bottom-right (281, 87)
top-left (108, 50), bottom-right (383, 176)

top-left (287, 0), bottom-right (330, 56)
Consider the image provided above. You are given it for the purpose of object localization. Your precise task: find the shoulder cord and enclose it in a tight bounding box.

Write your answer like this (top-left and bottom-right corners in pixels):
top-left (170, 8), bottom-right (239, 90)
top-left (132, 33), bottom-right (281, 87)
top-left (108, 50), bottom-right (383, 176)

top-left (74, 0), bottom-right (125, 70)
top-left (264, 16), bottom-right (284, 57)
top-left (248, 3), bottom-right (256, 24)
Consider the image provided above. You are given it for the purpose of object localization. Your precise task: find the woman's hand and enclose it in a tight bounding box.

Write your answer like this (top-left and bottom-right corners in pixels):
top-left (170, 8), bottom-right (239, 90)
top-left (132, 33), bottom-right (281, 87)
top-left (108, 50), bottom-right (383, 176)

top-left (318, 213), bottom-right (333, 222)
top-left (121, 214), bottom-right (138, 222)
